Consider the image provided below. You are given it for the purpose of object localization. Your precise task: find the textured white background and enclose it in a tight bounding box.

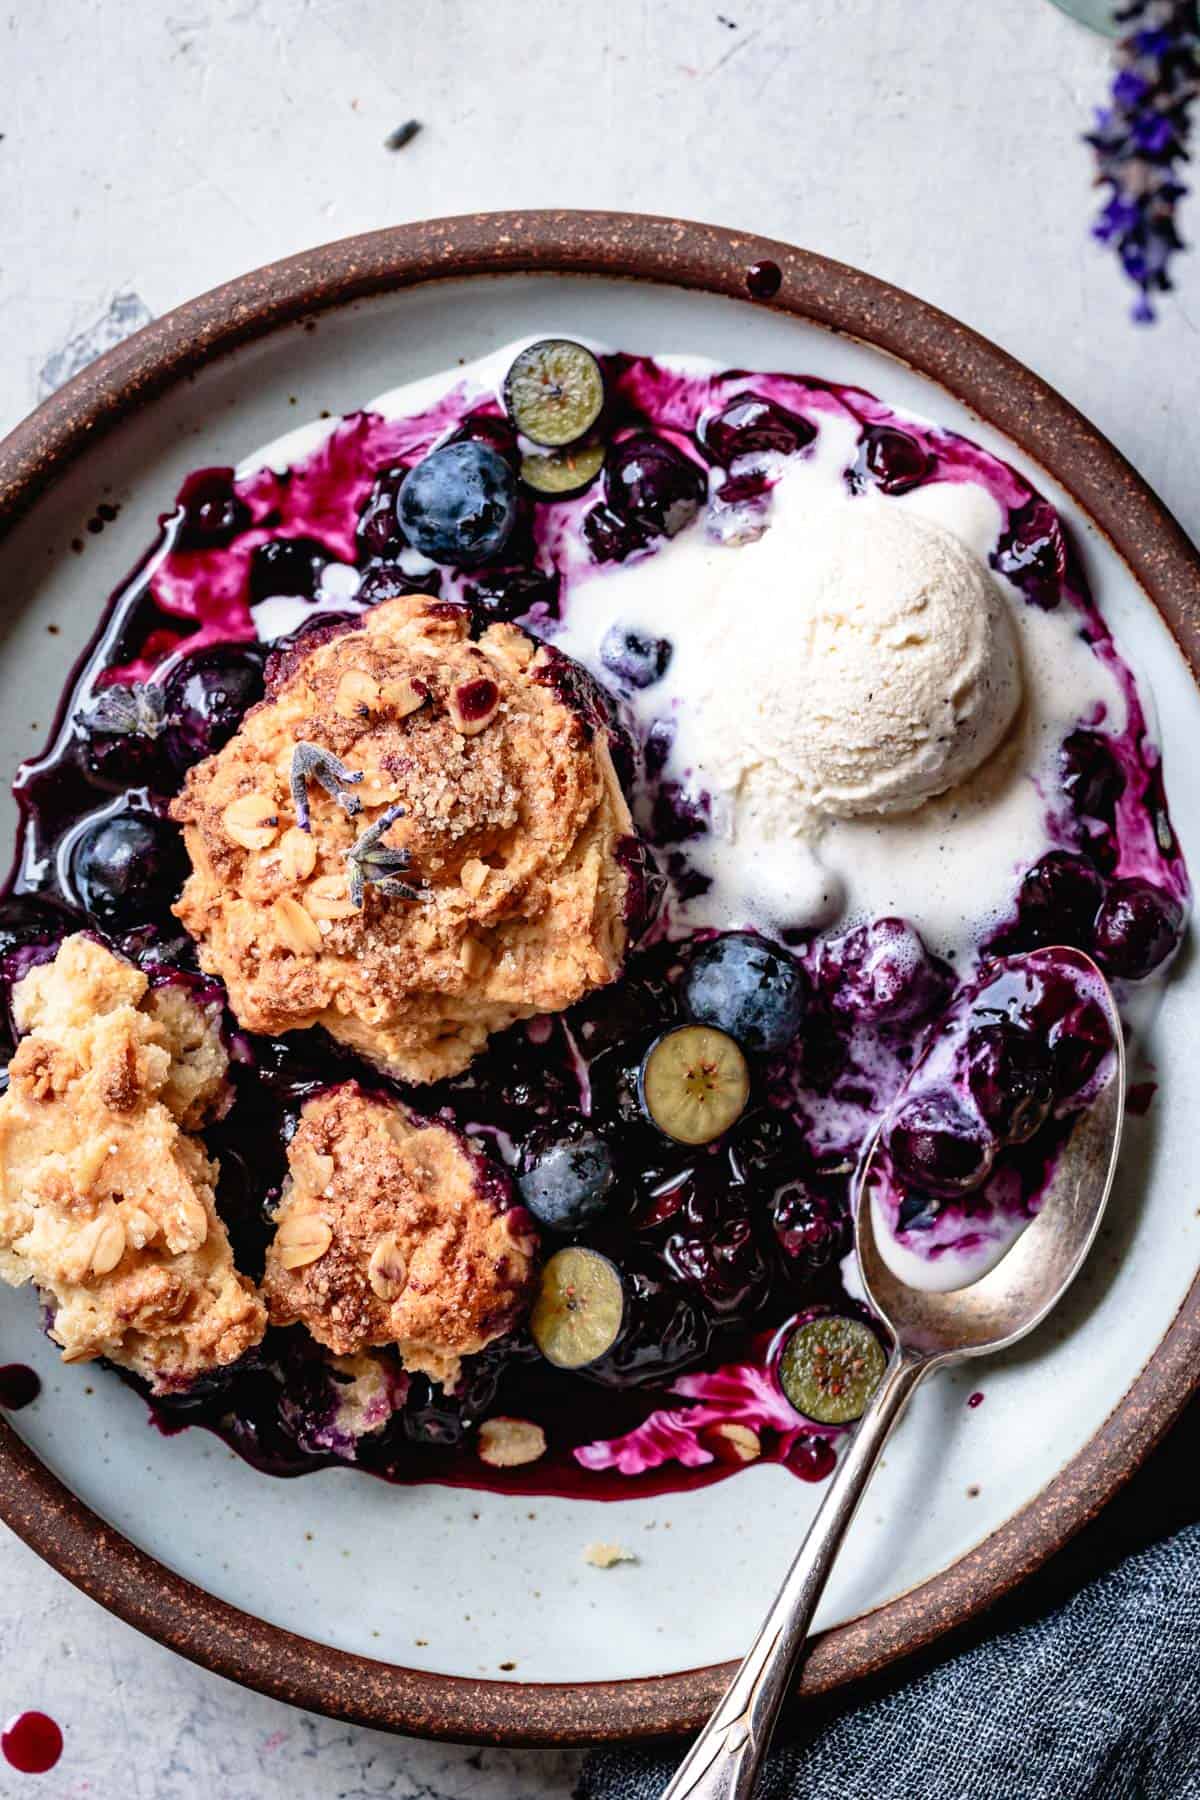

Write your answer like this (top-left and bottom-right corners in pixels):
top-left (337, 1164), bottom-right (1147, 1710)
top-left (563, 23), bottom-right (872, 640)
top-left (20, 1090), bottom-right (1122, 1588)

top-left (1, 1), bottom-right (1197, 1794)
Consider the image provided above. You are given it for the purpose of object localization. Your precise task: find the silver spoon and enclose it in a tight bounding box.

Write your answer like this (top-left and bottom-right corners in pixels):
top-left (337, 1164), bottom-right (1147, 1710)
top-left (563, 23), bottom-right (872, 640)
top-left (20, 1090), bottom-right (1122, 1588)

top-left (661, 950), bottom-right (1125, 1800)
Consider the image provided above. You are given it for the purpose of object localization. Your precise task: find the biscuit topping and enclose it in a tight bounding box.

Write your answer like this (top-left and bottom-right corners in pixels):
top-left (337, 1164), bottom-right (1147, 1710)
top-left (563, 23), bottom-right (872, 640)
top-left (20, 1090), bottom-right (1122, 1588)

top-left (171, 596), bottom-right (636, 1082)
top-left (262, 1085), bottom-right (539, 1387)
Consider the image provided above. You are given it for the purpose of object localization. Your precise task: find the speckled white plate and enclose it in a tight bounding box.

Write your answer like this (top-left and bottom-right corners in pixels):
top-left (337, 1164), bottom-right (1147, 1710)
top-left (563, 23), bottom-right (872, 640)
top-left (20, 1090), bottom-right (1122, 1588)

top-left (0, 216), bottom-right (1196, 1745)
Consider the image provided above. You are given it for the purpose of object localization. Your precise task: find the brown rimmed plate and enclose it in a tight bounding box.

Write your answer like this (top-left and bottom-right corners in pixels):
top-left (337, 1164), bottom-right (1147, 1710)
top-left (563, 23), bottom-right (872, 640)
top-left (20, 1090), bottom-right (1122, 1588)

top-left (0, 212), bottom-right (1198, 1746)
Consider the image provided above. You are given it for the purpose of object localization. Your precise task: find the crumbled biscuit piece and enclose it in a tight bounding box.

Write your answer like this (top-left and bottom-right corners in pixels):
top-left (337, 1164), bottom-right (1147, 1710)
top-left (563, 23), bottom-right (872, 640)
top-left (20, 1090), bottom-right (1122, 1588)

top-left (477, 1416), bottom-right (547, 1469)
top-left (583, 1542), bottom-right (637, 1569)
top-left (261, 1084), bottom-right (538, 1387)
top-left (0, 936), bottom-right (264, 1390)
top-left (171, 596), bottom-right (634, 1083)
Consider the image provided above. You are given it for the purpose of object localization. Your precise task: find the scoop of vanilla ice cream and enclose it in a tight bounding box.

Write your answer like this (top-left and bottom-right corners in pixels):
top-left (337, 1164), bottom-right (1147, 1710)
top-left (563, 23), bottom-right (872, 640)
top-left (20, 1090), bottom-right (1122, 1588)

top-left (699, 490), bottom-right (1022, 834)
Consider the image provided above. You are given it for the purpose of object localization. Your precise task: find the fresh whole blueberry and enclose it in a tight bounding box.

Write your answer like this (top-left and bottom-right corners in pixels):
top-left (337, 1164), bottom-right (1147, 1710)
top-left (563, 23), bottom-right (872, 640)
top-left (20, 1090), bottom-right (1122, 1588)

top-left (965, 1022), bottom-right (1054, 1144)
top-left (600, 626), bottom-right (673, 692)
top-left (397, 441), bottom-right (517, 567)
top-left (71, 811), bottom-right (189, 928)
top-left (1012, 852), bottom-right (1104, 950)
top-left (857, 426), bottom-right (933, 495)
top-left (888, 1090), bottom-right (996, 1198)
top-left (1092, 878), bottom-right (1185, 981)
top-left (1060, 730), bottom-right (1125, 824)
top-left (175, 468), bottom-right (252, 551)
top-left (247, 536), bottom-right (331, 603)
top-left (700, 396), bottom-right (815, 464)
top-left (162, 645), bottom-right (266, 770)
top-left (517, 1120), bottom-right (615, 1232)
top-left (682, 932), bottom-right (807, 1055)
top-left (604, 434), bottom-right (707, 539)
top-left (817, 917), bottom-right (949, 1025)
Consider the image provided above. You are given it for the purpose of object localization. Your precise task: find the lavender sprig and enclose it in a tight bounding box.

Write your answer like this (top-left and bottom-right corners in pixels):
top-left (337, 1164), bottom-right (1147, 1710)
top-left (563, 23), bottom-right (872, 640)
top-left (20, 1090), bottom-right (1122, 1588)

top-left (289, 742), bottom-right (364, 831)
top-left (1086, 1), bottom-right (1200, 322)
top-left (345, 803), bottom-right (426, 908)
top-left (80, 682), bottom-right (169, 739)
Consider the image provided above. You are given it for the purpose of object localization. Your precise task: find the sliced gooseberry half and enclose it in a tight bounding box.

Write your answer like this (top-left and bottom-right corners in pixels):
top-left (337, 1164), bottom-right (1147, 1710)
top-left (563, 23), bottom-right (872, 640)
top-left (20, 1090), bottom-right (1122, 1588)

top-left (640, 1024), bottom-right (750, 1146)
top-left (504, 340), bottom-right (606, 448)
top-left (520, 441), bottom-right (606, 500)
top-left (778, 1316), bottom-right (887, 1426)
top-left (531, 1246), bottom-right (625, 1370)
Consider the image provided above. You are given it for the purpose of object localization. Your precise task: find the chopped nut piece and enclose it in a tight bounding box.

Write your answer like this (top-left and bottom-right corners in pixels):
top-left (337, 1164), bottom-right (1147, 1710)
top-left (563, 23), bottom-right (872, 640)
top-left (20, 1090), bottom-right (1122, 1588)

top-left (583, 1542), bottom-right (637, 1569)
top-left (380, 676), bottom-right (428, 718)
top-left (367, 1231), bottom-right (408, 1300)
top-left (277, 826), bottom-right (318, 883)
top-left (275, 1212), bottom-right (333, 1270)
top-left (459, 935), bottom-right (492, 979)
top-left (477, 1416), bottom-right (547, 1469)
top-left (707, 1422), bottom-right (762, 1464)
top-left (460, 858), bottom-right (490, 898)
top-left (304, 874), bottom-right (359, 921)
top-left (447, 676), bottom-right (501, 735)
top-left (88, 1214), bottom-right (127, 1277)
top-left (334, 669), bottom-right (381, 719)
top-left (292, 1145), bottom-right (336, 1193)
top-left (222, 792), bottom-right (280, 850)
top-left (271, 895), bottom-right (323, 955)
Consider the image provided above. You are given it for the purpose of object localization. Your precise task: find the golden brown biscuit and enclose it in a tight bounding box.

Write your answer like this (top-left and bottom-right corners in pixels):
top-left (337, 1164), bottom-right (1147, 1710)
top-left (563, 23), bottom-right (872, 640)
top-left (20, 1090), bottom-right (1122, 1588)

top-left (262, 1084), bottom-right (538, 1388)
top-left (170, 596), bottom-right (634, 1082)
top-left (0, 936), bottom-right (264, 1390)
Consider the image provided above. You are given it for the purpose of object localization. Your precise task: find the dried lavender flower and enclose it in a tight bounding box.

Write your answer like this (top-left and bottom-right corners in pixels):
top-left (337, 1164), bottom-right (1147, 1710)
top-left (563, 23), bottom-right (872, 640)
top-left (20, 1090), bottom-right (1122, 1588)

top-left (80, 682), bottom-right (169, 739)
top-left (289, 742), bottom-right (364, 830)
top-left (345, 803), bottom-right (426, 907)
top-left (1086, 1), bottom-right (1200, 321)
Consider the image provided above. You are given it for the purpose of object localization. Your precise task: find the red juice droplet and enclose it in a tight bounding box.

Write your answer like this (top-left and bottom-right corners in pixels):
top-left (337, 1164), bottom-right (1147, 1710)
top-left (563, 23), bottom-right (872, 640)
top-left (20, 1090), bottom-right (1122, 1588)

top-left (2, 1712), bottom-right (63, 1774)
top-left (745, 259), bottom-right (782, 300)
top-left (967, 1391), bottom-right (985, 1409)
top-left (0, 1365), bottom-right (41, 1410)
top-left (789, 1434), bottom-right (837, 1482)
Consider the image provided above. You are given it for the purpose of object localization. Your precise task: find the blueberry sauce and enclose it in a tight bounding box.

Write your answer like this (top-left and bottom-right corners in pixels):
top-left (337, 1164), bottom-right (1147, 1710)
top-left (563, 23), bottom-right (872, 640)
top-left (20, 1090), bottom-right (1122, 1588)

top-left (0, 343), bottom-right (1188, 1500)
top-left (1, 1712), bottom-right (63, 1775)
top-left (0, 1365), bottom-right (41, 1411)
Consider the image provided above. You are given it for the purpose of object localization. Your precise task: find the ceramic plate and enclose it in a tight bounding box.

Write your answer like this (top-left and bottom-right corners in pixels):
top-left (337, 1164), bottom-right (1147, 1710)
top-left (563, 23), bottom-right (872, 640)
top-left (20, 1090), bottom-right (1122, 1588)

top-left (0, 215), bottom-right (1197, 1745)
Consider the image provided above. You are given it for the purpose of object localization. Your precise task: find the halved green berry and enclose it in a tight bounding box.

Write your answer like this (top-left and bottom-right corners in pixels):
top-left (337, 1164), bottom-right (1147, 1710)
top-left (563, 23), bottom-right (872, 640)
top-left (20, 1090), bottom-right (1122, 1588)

top-left (640, 1024), bottom-right (750, 1146)
top-left (531, 1246), bottom-right (624, 1370)
top-left (520, 441), bottom-right (606, 500)
top-left (778, 1316), bottom-right (886, 1426)
top-left (504, 339), bottom-right (606, 448)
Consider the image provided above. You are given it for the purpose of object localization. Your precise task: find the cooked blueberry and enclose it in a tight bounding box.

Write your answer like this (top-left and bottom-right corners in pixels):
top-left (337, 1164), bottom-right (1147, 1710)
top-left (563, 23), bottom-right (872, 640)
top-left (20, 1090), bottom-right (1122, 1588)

top-left (1012, 852), bottom-right (1104, 949)
top-left (175, 468), bottom-right (252, 551)
top-left (582, 502), bottom-right (651, 565)
top-left (1060, 730), bottom-right (1125, 823)
top-left (664, 1213), bottom-right (770, 1318)
top-left (1046, 997), bottom-right (1114, 1106)
top-left (397, 441), bottom-right (517, 567)
top-left (263, 614), bottom-right (359, 693)
top-left (651, 781), bottom-right (709, 845)
top-left (856, 426), bottom-right (933, 495)
top-left (682, 932), bottom-right (807, 1055)
top-left (356, 465), bottom-right (408, 563)
top-left (71, 811), bottom-right (189, 928)
top-left (1093, 878), bottom-right (1185, 981)
top-left (771, 1180), bottom-right (851, 1279)
top-left (728, 1107), bottom-right (808, 1187)
top-left (991, 497), bottom-right (1066, 606)
top-left (644, 719), bottom-right (674, 780)
top-left (504, 340), bottom-right (605, 448)
top-left (615, 836), bottom-right (666, 943)
top-left (584, 1265), bottom-right (711, 1389)
top-left (700, 396), bottom-right (815, 463)
top-left (966, 1022), bottom-right (1054, 1144)
top-left (517, 1121), bottom-right (615, 1231)
top-left (888, 1090), bottom-right (996, 1198)
top-left (451, 412), bottom-right (520, 468)
top-left (0, 895), bottom-right (75, 964)
top-left (466, 566), bottom-right (560, 624)
top-left (248, 536), bottom-right (331, 603)
top-left (356, 561), bottom-right (441, 605)
top-left (600, 626), bottom-right (673, 691)
top-left (817, 917), bottom-right (948, 1025)
top-left (604, 434), bottom-right (707, 539)
top-left (162, 645), bottom-right (266, 770)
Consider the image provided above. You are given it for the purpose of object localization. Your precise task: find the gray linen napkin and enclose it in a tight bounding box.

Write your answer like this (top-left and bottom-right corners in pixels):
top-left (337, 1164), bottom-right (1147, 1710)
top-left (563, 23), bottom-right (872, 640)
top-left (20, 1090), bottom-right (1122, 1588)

top-left (577, 1402), bottom-right (1200, 1800)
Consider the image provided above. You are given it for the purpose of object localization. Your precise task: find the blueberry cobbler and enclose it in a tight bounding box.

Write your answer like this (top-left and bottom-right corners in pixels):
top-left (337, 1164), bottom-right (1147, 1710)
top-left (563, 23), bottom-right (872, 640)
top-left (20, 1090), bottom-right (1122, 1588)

top-left (0, 338), bottom-right (1188, 1497)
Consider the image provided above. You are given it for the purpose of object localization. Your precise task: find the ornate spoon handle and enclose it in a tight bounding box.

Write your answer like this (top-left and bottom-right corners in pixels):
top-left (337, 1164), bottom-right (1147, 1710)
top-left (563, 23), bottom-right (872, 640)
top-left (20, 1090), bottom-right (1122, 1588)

top-left (660, 1347), bottom-right (930, 1800)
